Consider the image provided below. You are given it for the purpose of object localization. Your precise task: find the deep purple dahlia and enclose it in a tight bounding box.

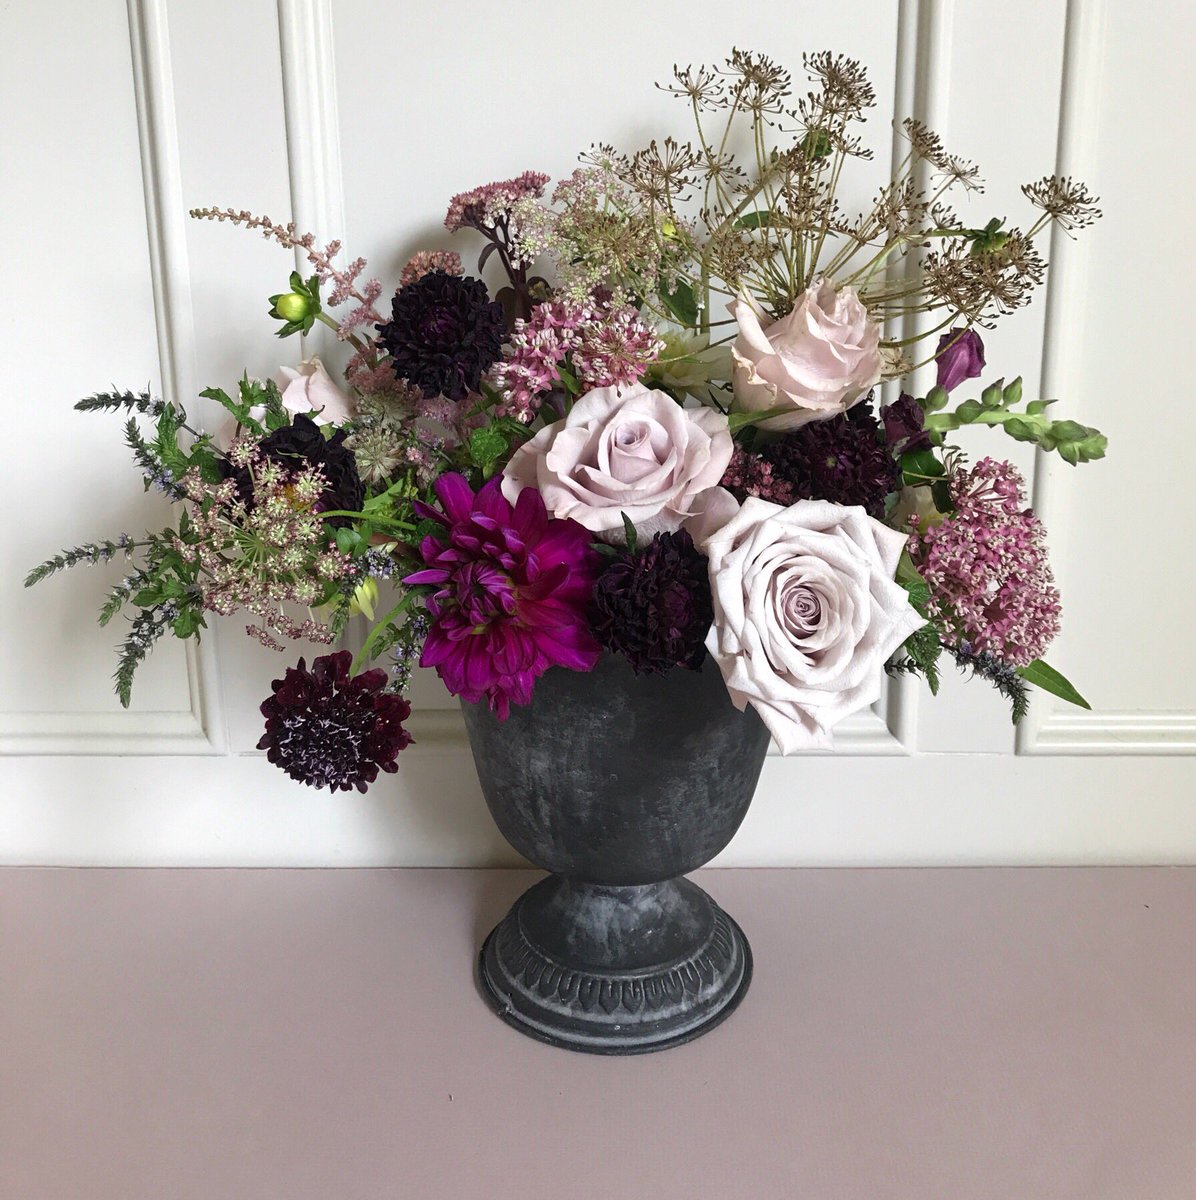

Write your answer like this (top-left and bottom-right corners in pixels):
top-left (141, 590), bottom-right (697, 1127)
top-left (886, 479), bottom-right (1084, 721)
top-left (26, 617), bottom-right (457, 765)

top-left (222, 413), bottom-right (364, 527)
top-left (403, 474), bottom-right (601, 717)
top-left (376, 270), bottom-right (506, 401)
top-left (257, 651), bottom-right (413, 792)
top-left (589, 530), bottom-right (713, 675)
top-left (762, 401), bottom-right (900, 517)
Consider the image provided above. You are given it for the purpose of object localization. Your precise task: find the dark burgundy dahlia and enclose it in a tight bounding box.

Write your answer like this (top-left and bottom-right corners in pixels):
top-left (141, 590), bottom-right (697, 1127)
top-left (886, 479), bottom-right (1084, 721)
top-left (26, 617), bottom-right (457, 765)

top-left (589, 530), bottom-right (713, 675)
top-left (376, 270), bottom-right (506, 400)
top-left (258, 651), bottom-right (413, 792)
top-left (223, 413), bottom-right (364, 527)
top-left (762, 401), bottom-right (900, 517)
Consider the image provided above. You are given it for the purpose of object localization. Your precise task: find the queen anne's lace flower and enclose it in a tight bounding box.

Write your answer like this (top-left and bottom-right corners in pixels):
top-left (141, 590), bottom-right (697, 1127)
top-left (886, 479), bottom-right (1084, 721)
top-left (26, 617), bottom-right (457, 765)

top-left (908, 457), bottom-right (1060, 666)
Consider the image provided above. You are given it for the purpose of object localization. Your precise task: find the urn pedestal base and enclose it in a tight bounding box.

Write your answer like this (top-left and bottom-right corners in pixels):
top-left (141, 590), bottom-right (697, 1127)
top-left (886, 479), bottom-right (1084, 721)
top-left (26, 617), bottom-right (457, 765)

top-left (478, 874), bottom-right (752, 1055)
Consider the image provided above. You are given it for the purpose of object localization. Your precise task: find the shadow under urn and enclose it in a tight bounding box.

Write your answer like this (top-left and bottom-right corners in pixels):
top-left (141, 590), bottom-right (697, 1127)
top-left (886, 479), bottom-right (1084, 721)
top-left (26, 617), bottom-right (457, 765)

top-left (462, 651), bottom-right (770, 1054)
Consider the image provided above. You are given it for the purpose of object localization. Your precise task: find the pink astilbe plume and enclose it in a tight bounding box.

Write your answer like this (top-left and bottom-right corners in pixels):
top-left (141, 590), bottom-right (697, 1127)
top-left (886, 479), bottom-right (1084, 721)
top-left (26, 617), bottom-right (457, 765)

top-left (908, 457), bottom-right (1061, 666)
top-left (189, 208), bottom-right (384, 332)
top-left (491, 297), bottom-right (664, 421)
top-left (403, 474), bottom-right (601, 717)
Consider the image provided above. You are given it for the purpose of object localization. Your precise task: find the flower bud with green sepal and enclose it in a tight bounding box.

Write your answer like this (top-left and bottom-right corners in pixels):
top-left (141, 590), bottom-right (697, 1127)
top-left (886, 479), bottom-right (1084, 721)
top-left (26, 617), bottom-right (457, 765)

top-left (268, 271), bottom-right (323, 338)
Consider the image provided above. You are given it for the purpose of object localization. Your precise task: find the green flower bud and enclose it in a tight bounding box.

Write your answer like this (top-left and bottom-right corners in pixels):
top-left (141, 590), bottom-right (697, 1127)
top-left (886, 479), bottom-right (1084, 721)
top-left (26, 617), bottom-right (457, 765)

top-left (270, 291), bottom-right (313, 322)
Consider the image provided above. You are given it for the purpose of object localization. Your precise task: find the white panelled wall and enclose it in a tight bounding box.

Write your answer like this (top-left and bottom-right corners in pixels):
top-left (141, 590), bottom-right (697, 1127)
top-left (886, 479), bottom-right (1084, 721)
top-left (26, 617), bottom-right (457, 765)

top-left (2, 0), bottom-right (1192, 865)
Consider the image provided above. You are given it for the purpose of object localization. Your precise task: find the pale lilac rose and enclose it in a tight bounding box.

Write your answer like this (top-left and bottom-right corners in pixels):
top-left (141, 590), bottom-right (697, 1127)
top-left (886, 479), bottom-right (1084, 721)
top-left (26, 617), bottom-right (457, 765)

top-left (276, 356), bottom-right (354, 426)
top-left (701, 497), bottom-right (924, 752)
top-left (729, 281), bottom-right (882, 432)
top-left (501, 382), bottom-right (734, 538)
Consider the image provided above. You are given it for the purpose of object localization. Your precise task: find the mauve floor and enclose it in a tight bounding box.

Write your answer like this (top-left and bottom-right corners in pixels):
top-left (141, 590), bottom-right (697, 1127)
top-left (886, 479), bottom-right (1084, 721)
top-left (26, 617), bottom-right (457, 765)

top-left (2, 867), bottom-right (1194, 1198)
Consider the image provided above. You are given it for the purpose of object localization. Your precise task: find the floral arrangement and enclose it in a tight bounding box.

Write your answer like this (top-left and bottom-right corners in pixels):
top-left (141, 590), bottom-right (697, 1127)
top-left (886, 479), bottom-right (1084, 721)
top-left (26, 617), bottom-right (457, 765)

top-left (28, 50), bottom-right (1105, 790)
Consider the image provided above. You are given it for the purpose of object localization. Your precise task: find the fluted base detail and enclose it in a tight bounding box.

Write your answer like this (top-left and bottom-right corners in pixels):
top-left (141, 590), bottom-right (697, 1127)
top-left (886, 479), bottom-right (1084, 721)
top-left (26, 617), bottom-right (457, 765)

top-left (478, 874), bottom-right (752, 1054)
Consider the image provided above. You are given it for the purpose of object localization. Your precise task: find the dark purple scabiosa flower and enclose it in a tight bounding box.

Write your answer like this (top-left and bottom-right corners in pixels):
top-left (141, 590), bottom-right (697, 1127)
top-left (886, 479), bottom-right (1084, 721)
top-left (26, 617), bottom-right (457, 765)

top-left (222, 413), bottom-right (364, 528)
top-left (880, 393), bottom-right (932, 455)
top-left (589, 530), bottom-right (713, 675)
top-left (935, 327), bottom-right (985, 392)
top-left (376, 270), bottom-right (506, 400)
top-left (258, 651), bottom-right (413, 793)
top-left (761, 401), bottom-right (901, 517)
top-left (403, 474), bottom-right (602, 717)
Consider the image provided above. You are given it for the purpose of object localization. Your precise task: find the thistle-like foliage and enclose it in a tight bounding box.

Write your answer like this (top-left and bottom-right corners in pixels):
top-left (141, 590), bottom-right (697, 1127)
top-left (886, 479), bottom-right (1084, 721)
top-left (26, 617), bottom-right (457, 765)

top-left (948, 645), bottom-right (1030, 725)
top-left (75, 389), bottom-right (168, 418)
top-left (24, 536), bottom-right (139, 587)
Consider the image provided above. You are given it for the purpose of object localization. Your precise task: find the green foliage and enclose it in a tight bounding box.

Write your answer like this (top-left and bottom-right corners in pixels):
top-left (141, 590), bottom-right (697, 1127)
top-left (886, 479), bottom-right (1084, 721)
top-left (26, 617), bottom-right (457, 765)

top-left (658, 275), bottom-right (700, 327)
top-left (75, 389), bottom-right (166, 418)
top-left (891, 557), bottom-right (941, 694)
top-left (924, 377), bottom-right (1107, 465)
top-left (1016, 658), bottom-right (1091, 710)
top-left (469, 426), bottom-right (508, 471)
top-left (620, 512), bottom-right (639, 554)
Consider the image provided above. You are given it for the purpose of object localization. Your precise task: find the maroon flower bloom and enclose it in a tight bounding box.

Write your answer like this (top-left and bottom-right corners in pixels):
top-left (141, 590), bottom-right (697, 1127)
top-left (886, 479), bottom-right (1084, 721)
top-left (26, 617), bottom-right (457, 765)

top-left (935, 328), bottom-right (985, 393)
top-left (404, 474), bottom-right (601, 717)
top-left (589, 531), bottom-right (713, 675)
top-left (880, 393), bottom-right (932, 454)
top-left (258, 651), bottom-right (412, 792)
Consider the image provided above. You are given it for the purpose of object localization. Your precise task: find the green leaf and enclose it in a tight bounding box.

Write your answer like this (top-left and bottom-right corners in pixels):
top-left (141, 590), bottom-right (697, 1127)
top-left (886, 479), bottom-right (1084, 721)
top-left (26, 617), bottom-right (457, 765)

top-left (1016, 659), bottom-right (1091, 710)
top-left (555, 363), bottom-right (580, 395)
top-left (659, 276), bottom-right (700, 327)
top-left (620, 512), bottom-right (638, 554)
top-left (469, 426), bottom-right (507, 468)
top-left (172, 607), bottom-right (203, 639)
top-left (735, 210), bottom-right (775, 230)
top-left (900, 448), bottom-right (945, 483)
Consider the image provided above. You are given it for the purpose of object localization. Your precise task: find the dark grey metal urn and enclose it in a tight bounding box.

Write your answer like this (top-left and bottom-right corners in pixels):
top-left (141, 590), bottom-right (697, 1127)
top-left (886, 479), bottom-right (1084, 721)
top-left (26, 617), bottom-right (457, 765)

top-left (462, 652), bottom-right (771, 1054)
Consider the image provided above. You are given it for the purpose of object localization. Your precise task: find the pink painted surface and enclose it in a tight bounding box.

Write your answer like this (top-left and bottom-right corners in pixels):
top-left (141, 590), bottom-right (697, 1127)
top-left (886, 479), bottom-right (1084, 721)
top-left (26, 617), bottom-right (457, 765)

top-left (2, 867), bottom-right (1194, 1198)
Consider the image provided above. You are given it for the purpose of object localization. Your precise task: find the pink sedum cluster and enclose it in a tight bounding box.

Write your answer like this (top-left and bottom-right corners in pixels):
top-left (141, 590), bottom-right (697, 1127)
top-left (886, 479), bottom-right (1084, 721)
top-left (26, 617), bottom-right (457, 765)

top-left (908, 457), bottom-right (1061, 666)
top-left (400, 250), bottom-right (463, 288)
top-left (491, 298), bottom-right (664, 422)
top-left (444, 171), bottom-right (550, 232)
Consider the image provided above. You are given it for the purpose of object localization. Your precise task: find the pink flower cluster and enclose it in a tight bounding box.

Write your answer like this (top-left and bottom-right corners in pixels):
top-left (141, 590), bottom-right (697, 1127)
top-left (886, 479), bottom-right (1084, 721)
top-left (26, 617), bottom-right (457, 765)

top-left (908, 457), bottom-right (1061, 666)
top-left (720, 447), bottom-right (796, 506)
top-left (400, 250), bottom-right (463, 288)
top-left (491, 298), bottom-right (664, 421)
top-left (444, 172), bottom-right (550, 232)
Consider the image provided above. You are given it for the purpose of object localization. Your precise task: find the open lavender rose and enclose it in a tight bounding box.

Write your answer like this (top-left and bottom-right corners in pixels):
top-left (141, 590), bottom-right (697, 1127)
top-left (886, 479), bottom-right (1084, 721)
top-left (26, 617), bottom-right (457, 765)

top-left (700, 497), bottom-right (924, 751)
top-left (729, 281), bottom-right (882, 432)
top-left (501, 382), bottom-right (734, 538)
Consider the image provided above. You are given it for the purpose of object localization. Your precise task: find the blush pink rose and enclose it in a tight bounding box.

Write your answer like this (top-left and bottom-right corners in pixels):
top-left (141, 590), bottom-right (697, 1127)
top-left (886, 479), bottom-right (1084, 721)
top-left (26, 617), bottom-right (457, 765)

top-left (729, 281), bottom-right (882, 432)
top-left (276, 356), bottom-right (354, 426)
top-left (501, 382), bottom-right (734, 538)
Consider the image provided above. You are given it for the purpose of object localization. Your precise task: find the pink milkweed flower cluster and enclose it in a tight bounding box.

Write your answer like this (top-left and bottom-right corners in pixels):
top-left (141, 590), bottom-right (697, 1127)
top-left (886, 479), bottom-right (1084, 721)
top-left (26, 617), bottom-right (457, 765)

top-left (444, 172), bottom-right (550, 232)
top-left (490, 297), bottom-right (665, 421)
top-left (403, 474), bottom-right (601, 717)
top-left (908, 457), bottom-right (1061, 666)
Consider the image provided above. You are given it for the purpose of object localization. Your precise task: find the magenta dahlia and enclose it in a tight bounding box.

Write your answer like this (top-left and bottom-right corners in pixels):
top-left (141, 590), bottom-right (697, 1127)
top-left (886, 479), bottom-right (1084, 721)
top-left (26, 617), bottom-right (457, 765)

top-left (257, 651), bottom-right (413, 792)
top-left (404, 474), bottom-right (601, 716)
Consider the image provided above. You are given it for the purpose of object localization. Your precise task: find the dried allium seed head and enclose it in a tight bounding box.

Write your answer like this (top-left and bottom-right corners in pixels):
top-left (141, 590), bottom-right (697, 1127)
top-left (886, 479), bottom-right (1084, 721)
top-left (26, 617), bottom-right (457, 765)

top-left (1021, 174), bottom-right (1103, 230)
